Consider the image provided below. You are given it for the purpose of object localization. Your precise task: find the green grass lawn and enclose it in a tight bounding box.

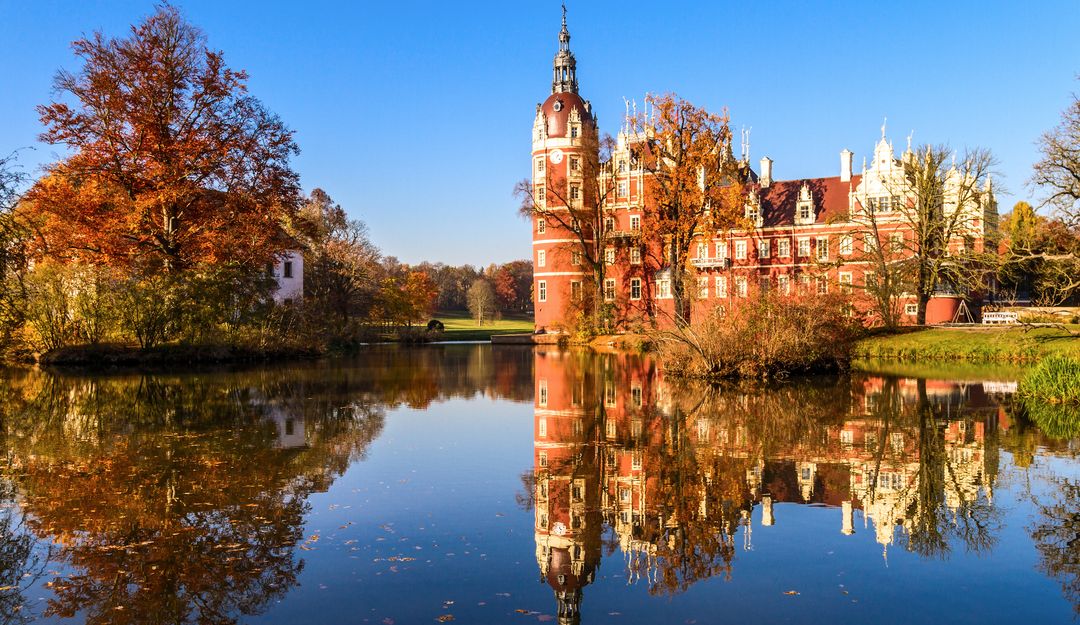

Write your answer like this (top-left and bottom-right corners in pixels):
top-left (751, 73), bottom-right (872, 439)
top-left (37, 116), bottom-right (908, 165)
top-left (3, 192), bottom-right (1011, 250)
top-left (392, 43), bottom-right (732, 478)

top-left (432, 311), bottom-right (534, 341)
top-left (855, 325), bottom-right (1080, 363)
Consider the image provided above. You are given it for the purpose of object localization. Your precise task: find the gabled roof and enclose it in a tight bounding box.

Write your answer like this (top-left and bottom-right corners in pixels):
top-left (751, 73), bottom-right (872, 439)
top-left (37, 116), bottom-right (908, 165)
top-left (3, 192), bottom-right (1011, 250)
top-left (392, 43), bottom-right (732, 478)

top-left (754, 175), bottom-right (861, 227)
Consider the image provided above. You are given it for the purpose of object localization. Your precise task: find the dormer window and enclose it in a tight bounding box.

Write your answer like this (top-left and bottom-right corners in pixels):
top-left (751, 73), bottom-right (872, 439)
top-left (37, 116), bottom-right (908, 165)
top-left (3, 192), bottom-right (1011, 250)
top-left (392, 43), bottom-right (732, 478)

top-left (795, 184), bottom-right (815, 225)
top-left (744, 192), bottom-right (762, 227)
top-left (570, 124), bottom-right (579, 139)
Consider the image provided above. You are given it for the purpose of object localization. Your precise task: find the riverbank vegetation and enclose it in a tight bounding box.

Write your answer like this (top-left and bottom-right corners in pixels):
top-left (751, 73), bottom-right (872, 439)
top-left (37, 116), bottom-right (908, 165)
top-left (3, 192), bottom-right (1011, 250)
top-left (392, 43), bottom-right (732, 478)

top-left (652, 292), bottom-right (862, 379)
top-left (0, 7), bottom-right (533, 366)
top-left (856, 326), bottom-right (1080, 362)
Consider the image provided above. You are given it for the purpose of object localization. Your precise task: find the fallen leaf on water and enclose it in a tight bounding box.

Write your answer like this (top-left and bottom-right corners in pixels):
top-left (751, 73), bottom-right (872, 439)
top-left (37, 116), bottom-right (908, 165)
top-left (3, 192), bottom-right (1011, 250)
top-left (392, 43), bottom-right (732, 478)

top-left (783, 590), bottom-right (800, 596)
top-left (436, 615), bottom-right (454, 622)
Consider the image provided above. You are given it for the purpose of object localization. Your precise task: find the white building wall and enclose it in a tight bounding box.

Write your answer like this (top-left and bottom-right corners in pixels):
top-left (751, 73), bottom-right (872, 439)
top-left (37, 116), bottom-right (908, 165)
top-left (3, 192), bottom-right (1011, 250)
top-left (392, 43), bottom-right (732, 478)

top-left (271, 250), bottom-right (304, 303)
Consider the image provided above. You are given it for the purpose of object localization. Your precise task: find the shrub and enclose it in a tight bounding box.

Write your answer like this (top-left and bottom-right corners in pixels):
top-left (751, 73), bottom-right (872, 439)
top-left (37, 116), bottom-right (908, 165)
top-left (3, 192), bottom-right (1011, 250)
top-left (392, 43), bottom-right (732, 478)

top-left (651, 292), bottom-right (863, 379)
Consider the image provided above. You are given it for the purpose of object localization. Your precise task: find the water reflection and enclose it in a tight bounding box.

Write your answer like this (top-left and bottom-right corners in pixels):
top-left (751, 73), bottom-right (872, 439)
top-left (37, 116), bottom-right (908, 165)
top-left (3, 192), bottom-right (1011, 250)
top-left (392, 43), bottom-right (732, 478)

top-left (0, 345), bottom-right (1076, 624)
top-left (528, 349), bottom-right (1077, 622)
top-left (0, 345), bottom-right (532, 625)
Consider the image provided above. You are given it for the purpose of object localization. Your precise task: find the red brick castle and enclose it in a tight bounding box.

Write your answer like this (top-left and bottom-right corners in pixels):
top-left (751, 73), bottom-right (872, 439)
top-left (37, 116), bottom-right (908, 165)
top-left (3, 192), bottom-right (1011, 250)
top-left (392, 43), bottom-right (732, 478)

top-left (530, 10), bottom-right (998, 331)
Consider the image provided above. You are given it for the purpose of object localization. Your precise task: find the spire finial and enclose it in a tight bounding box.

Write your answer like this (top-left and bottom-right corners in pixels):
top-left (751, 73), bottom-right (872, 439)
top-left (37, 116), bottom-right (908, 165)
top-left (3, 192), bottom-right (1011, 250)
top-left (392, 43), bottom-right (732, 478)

top-left (562, 3), bottom-right (567, 28)
top-left (881, 116), bottom-right (887, 140)
top-left (906, 130), bottom-right (913, 152)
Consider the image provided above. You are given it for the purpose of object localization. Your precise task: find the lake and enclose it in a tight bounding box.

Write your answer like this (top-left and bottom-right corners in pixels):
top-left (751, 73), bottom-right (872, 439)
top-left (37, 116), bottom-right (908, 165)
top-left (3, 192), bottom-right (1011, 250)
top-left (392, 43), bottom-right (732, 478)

top-left (0, 345), bottom-right (1077, 624)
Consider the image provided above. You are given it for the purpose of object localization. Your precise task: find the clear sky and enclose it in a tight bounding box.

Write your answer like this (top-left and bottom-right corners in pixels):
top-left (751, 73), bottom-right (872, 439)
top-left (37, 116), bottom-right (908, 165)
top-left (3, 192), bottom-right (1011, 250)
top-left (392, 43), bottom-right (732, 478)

top-left (2, 1), bottom-right (1078, 266)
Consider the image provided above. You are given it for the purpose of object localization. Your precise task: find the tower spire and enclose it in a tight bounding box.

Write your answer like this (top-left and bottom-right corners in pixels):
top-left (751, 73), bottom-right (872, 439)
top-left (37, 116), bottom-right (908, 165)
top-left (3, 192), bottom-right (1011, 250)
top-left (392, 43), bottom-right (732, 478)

top-left (552, 5), bottom-right (578, 94)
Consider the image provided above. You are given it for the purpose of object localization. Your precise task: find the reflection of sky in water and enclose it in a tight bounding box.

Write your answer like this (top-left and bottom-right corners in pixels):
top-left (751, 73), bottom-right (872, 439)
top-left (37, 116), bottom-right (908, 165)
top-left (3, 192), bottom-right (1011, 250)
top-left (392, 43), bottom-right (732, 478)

top-left (1, 346), bottom-right (1077, 625)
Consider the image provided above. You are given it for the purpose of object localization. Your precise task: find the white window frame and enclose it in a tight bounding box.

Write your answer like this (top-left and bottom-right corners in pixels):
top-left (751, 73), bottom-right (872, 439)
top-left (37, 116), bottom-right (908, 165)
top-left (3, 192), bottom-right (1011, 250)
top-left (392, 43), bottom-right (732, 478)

top-left (698, 276), bottom-right (709, 299)
top-left (735, 240), bottom-right (747, 260)
top-left (816, 275), bottom-right (828, 295)
top-left (758, 239), bottom-right (770, 258)
top-left (658, 279), bottom-right (671, 299)
top-left (604, 278), bottom-right (616, 301)
top-left (815, 236), bottom-right (830, 261)
top-left (777, 238), bottom-right (790, 257)
top-left (630, 215), bottom-right (640, 232)
top-left (840, 234), bottom-right (853, 256)
top-left (537, 249), bottom-right (546, 268)
top-left (571, 250), bottom-right (581, 266)
top-left (905, 303), bottom-right (918, 315)
top-left (839, 271), bottom-right (852, 294)
top-left (571, 280), bottom-right (582, 301)
top-left (715, 276), bottom-right (727, 298)
top-left (797, 237), bottom-right (811, 257)
top-left (630, 247), bottom-right (641, 265)
top-left (777, 274), bottom-right (790, 295)
top-left (735, 277), bottom-right (748, 297)
top-left (604, 247), bottom-right (615, 265)
top-left (538, 280), bottom-right (547, 303)
top-left (537, 218), bottom-right (546, 234)
top-left (716, 241), bottom-right (729, 258)
top-left (630, 278), bottom-right (642, 301)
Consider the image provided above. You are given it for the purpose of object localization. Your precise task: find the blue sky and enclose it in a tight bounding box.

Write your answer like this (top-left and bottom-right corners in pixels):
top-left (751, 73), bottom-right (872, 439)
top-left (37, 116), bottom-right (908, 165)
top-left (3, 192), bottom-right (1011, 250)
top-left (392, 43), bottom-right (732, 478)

top-left (2, 1), bottom-right (1078, 266)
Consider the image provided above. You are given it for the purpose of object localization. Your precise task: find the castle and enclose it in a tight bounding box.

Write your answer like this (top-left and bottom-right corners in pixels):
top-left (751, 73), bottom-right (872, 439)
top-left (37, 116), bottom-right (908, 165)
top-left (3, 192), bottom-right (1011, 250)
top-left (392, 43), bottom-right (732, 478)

top-left (529, 10), bottom-right (998, 331)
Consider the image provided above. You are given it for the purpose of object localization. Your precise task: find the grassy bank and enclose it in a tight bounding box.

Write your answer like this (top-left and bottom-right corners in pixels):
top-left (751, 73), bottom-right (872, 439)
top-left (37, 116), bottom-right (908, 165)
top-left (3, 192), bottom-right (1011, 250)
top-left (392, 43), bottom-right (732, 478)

top-left (38, 343), bottom-right (321, 368)
top-left (855, 326), bottom-right (1080, 363)
top-left (1017, 355), bottom-right (1080, 439)
top-left (433, 312), bottom-right (533, 341)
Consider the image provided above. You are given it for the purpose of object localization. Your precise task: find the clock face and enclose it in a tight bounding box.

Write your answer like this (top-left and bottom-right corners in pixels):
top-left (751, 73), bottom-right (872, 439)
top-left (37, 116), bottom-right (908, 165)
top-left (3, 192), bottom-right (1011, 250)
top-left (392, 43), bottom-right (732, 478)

top-left (549, 149), bottom-right (564, 164)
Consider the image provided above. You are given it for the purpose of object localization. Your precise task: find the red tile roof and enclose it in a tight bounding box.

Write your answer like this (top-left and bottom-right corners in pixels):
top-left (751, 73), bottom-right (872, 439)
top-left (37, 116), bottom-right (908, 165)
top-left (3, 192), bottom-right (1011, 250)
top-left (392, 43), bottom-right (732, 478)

top-left (755, 175), bottom-right (862, 227)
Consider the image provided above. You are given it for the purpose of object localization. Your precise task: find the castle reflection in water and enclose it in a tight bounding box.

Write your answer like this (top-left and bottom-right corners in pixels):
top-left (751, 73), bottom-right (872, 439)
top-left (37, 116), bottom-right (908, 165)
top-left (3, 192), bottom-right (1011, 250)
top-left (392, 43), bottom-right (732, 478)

top-left (530, 349), bottom-right (1011, 624)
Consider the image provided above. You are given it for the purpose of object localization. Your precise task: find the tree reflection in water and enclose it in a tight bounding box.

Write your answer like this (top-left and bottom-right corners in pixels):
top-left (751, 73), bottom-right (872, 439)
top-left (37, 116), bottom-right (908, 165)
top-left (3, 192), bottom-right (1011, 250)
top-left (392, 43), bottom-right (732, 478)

top-left (0, 344), bottom-right (534, 625)
top-left (527, 348), bottom-right (1072, 621)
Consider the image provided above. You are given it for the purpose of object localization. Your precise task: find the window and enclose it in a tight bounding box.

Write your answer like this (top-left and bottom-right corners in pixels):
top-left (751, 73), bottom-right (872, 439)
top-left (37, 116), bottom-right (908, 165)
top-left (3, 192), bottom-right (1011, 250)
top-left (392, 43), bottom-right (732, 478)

top-left (698, 276), bottom-right (709, 299)
top-left (570, 125), bottom-right (579, 139)
top-left (539, 452), bottom-right (548, 468)
top-left (605, 384), bottom-right (616, 408)
top-left (536, 186), bottom-right (545, 202)
top-left (618, 159), bottom-right (627, 173)
top-left (840, 430), bottom-right (854, 446)
top-left (840, 234), bottom-right (853, 256)
top-left (604, 247), bottom-right (615, 264)
top-left (570, 156), bottom-right (580, 172)
top-left (658, 279), bottom-right (671, 299)
top-left (890, 232), bottom-right (904, 252)
top-left (604, 217), bottom-right (615, 232)
top-left (536, 158), bottom-right (545, 174)
top-left (283, 261), bottom-right (293, 279)
top-left (697, 242), bottom-right (708, 260)
top-left (816, 275), bottom-right (828, 295)
top-left (905, 303), bottom-right (918, 315)
top-left (630, 278), bottom-right (642, 300)
top-left (777, 274), bottom-right (790, 295)
top-left (815, 236), bottom-right (830, 261)
top-left (538, 280), bottom-right (547, 302)
top-left (571, 250), bottom-right (581, 266)
top-left (537, 250), bottom-right (546, 267)
top-left (716, 241), bottom-right (728, 258)
top-left (758, 276), bottom-right (770, 293)
top-left (758, 239), bottom-right (770, 258)
top-left (798, 274), bottom-right (811, 294)
top-left (745, 203), bottom-right (759, 223)
top-left (539, 379), bottom-right (548, 407)
top-left (715, 276), bottom-right (727, 298)
top-left (735, 277), bottom-right (748, 297)
top-left (777, 238), bottom-right (790, 257)
top-left (839, 272), bottom-right (852, 294)
top-left (570, 184), bottom-right (580, 200)
top-left (864, 270), bottom-right (877, 288)
top-left (735, 240), bottom-right (747, 260)
top-left (798, 237), bottom-right (811, 257)
top-left (618, 180), bottom-right (629, 197)
top-left (537, 218), bottom-right (546, 234)
top-left (798, 202), bottom-right (813, 223)
top-left (571, 280), bottom-right (581, 301)
top-left (604, 278), bottom-right (616, 301)
top-left (631, 384), bottom-right (643, 407)
top-left (630, 215), bottom-right (640, 232)
top-left (864, 233), bottom-right (878, 253)
top-left (630, 248), bottom-right (641, 264)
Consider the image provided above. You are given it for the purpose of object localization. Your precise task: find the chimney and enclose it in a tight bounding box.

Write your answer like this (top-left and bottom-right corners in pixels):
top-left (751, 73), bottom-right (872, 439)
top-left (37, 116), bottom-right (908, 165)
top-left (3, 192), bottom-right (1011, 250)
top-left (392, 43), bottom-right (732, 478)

top-left (840, 149), bottom-right (853, 182)
top-left (759, 156), bottom-right (773, 188)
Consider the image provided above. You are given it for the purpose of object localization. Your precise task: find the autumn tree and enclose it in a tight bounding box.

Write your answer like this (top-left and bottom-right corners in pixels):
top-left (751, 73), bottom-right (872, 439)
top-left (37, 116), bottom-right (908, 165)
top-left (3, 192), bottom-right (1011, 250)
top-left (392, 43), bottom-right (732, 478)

top-left (1032, 87), bottom-right (1080, 225)
top-left (467, 278), bottom-right (496, 326)
top-left (630, 94), bottom-right (747, 325)
top-left (0, 154), bottom-right (28, 351)
top-left (295, 189), bottom-right (380, 330)
top-left (26, 5), bottom-right (301, 272)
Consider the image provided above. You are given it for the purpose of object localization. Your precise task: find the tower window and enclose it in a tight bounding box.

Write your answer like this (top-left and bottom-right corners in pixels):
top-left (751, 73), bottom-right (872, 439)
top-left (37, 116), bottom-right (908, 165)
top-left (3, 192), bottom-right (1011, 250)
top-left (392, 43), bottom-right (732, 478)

top-left (570, 156), bottom-right (580, 171)
top-left (630, 278), bottom-right (642, 300)
top-left (537, 218), bottom-right (546, 234)
top-left (538, 280), bottom-right (547, 303)
top-left (537, 249), bottom-right (546, 268)
top-left (570, 125), bottom-right (579, 139)
top-left (283, 262), bottom-right (293, 279)
top-left (570, 184), bottom-right (580, 200)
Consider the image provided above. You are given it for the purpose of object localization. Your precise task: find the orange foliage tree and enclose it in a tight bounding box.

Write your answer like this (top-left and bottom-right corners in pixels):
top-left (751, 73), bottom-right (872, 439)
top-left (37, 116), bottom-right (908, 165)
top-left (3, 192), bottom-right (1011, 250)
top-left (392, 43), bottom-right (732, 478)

top-left (25, 5), bottom-right (301, 272)
top-left (631, 94), bottom-right (748, 325)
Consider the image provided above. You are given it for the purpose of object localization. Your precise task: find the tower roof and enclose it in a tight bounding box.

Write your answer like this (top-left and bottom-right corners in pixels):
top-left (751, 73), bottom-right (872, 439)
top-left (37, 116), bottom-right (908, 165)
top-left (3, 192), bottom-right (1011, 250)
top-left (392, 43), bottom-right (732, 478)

top-left (552, 5), bottom-right (578, 94)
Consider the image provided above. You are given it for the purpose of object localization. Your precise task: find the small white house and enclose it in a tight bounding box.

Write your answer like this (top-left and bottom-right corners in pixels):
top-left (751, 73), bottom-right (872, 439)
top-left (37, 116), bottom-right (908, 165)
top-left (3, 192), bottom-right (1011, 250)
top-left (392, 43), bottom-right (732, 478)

top-left (271, 250), bottom-right (304, 303)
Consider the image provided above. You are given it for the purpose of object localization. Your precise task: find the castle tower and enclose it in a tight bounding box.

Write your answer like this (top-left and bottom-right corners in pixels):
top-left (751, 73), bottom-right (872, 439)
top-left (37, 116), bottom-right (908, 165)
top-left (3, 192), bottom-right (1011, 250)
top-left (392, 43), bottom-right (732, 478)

top-left (532, 6), bottom-right (597, 331)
